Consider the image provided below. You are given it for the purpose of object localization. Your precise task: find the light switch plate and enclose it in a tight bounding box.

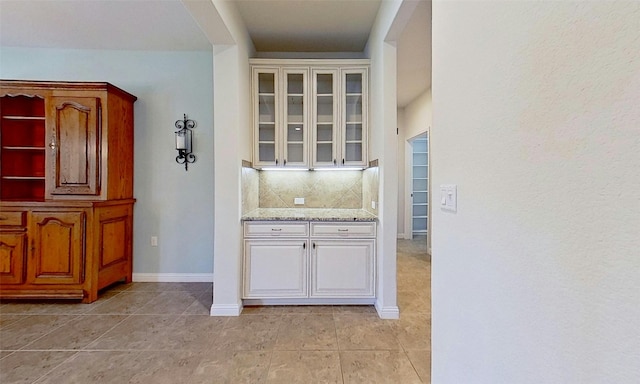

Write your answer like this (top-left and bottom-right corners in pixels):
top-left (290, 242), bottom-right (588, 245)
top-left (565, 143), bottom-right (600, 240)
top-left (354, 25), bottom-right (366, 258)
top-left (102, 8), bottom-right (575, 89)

top-left (440, 184), bottom-right (457, 212)
top-left (294, 197), bottom-right (305, 205)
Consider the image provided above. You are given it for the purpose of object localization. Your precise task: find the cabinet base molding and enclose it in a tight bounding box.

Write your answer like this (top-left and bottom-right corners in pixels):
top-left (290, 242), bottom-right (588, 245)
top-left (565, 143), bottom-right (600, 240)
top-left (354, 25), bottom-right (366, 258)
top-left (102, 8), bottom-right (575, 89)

top-left (132, 273), bottom-right (213, 283)
top-left (210, 303), bottom-right (243, 316)
top-left (0, 289), bottom-right (84, 300)
top-left (243, 298), bottom-right (376, 306)
top-left (374, 301), bottom-right (400, 319)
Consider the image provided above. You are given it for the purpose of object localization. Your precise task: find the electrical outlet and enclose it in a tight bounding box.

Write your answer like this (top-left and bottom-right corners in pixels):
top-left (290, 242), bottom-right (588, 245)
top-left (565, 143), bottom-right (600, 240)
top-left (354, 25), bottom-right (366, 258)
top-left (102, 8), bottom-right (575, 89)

top-left (294, 197), bottom-right (305, 205)
top-left (151, 236), bottom-right (158, 247)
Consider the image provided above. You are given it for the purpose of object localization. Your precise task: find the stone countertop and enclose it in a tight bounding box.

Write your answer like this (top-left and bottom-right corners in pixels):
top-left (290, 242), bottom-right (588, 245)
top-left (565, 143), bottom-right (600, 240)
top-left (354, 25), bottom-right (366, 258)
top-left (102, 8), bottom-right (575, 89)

top-left (241, 208), bottom-right (377, 222)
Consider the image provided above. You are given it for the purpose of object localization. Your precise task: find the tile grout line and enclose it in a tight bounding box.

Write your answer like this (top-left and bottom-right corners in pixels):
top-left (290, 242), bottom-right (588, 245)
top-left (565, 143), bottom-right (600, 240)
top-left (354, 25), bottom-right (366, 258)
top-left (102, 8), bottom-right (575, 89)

top-left (333, 313), bottom-right (347, 384)
top-left (30, 350), bottom-right (80, 384)
top-left (263, 312), bottom-right (286, 382)
top-left (402, 348), bottom-right (426, 384)
top-left (13, 314), bottom-right (81, 352)
top-left (80, 313), bottom-right (133, 351)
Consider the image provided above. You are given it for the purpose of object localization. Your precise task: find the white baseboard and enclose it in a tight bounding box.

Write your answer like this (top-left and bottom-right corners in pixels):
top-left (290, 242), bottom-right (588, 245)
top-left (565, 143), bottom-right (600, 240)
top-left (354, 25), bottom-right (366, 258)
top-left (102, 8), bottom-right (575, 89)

top-left (132, 273), bottom-right (213, 282)
top-left (375, 300), bottom-right (400, 319)
top-left (243, 298), bottom-right (375, 306)
top-left (210, 303), bottom-right (243, 316)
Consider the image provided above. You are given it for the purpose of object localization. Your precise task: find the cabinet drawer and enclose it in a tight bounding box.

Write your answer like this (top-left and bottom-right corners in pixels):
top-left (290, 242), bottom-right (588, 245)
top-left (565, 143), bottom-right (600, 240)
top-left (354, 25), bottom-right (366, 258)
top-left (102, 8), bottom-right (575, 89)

top-left (310, 222), bottom-right (376, 238)
top-left (0, 211), bottom-right (26, 227)
top-left (244, 221), bottom-right (309, 237)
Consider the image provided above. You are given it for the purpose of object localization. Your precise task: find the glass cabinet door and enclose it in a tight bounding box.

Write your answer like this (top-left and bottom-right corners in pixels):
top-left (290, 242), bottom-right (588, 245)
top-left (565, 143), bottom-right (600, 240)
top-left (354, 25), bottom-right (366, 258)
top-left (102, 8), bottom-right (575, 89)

top-left (312, 69), bottom-right (338, 167)
top-left (254, 69), bottom-right (278, 166)
top-left (342, 70), bottom-right (366, 166)
top-left (283, 69), bottom-right (308, 167)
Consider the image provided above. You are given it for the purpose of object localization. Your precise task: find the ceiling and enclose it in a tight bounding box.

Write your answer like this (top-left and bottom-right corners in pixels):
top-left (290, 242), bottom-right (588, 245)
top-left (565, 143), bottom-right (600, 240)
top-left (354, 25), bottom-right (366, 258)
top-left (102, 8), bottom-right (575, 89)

top-left (396, 0), bottom-right (432, 107)
top-left (0, 0), bottom-right (211, 51)
top-left (0, 0), bottom-right (430, 106)
top-left (235, 0), bottom-right (381, 52)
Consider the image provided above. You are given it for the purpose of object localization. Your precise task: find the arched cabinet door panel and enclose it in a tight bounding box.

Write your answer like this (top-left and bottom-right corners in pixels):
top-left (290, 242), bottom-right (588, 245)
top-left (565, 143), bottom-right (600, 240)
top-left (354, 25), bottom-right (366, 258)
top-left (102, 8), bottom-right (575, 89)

top-left (46, 96), bottom-right (101, 196)
top-left (0, 233), bottom-right (27, 285)
top-left (28, 211), bottom-right (86, 285)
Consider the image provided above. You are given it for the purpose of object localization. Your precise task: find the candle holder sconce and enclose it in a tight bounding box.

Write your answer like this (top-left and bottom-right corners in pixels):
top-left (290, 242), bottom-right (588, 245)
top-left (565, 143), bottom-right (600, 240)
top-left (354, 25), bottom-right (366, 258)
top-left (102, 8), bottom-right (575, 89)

top-left (175, 114), bottom-right (196, 171)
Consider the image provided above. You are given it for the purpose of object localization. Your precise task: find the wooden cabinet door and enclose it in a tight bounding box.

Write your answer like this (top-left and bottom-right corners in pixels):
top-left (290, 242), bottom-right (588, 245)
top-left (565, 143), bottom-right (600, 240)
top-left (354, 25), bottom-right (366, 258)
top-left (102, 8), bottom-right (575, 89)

top-left (0, 232), bottom-right (27, 284)
top-left (46, 96), bottom-right (101, 196)
top-left (310, 239), bottom-right (375, 298)
top-left (243, 239), bottom-right (308, 298)
top-left (29, 211), bottom-right (85, 285)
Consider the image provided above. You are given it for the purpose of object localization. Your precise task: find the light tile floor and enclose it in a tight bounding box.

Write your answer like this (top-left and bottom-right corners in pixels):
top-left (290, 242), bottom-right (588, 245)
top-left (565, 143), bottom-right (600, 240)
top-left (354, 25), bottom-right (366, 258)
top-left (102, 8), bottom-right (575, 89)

top-left (0, 238), bottom-right (430, 383)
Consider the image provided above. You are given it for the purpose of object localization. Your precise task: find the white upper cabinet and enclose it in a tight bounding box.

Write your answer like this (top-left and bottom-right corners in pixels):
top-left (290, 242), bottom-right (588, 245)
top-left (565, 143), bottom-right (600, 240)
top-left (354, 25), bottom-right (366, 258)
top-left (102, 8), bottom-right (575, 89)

top-left (340, 68), bottom-right (367, 167)
top-left (282, 68), bottom-right (308, 167)
top-left (311, 69), bottom-right (339, 167)
top-left (252, 66), bottom-right (308, 168)
top-left (251, 60), bottom-right (368, 169)
top-left (253, 67), bottom-right (279, 166)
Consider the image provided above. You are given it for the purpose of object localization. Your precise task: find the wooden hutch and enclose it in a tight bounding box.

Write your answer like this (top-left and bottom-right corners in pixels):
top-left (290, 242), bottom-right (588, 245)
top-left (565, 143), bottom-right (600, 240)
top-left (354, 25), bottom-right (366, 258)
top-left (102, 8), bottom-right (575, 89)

top-left (0, 80), bottom-right (136, 303)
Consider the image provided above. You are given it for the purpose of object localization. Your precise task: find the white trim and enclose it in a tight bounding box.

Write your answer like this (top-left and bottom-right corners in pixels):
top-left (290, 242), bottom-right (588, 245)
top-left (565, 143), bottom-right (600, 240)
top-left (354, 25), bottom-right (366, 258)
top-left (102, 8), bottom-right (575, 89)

top-left (210, 303), bottom-right (243, 316)
top-left (429, 247), bottom-right (432, 255)
top-left (375, 300), bottom-right (400, 319)
top-left (250, 58), bottom-right (370, 66)
top-left (404, 140), bottom-right (413, 240)
top-left (243, 298), bottom-right (376, 306)
top-left (397, 233), bottom-right (404, 239)
top-left (132, 273), bottom-right (213, 282)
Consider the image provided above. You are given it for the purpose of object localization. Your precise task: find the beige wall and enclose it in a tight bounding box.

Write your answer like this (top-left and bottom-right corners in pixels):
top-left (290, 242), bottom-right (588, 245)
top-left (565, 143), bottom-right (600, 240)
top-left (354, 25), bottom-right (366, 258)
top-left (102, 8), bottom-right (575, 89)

top-left (210, 0), bottom-right (255, 315)
top-left (365, 0), bottom-right (403, 319)
top-left (432, 1), bottom-right (640, 382)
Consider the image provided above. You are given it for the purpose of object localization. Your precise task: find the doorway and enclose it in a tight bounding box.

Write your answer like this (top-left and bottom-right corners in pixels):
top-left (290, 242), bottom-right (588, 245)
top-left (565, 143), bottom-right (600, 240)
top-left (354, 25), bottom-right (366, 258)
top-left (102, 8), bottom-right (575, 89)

top-left (404, 132), bottom-right (429, 244)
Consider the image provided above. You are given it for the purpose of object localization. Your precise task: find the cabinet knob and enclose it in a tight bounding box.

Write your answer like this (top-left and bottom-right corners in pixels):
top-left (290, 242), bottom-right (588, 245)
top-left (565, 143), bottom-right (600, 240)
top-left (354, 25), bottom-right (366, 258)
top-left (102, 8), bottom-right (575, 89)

top-left (283, 159), bottom-right (287, 166)
top-left (333, 159), bottom-right (337, 166)
top-left (49, 139), bottom-right (56, 150)
top-left (275, 158), bottom-right (279, 166)
top-left (342, 158), bottom-right (345, 165)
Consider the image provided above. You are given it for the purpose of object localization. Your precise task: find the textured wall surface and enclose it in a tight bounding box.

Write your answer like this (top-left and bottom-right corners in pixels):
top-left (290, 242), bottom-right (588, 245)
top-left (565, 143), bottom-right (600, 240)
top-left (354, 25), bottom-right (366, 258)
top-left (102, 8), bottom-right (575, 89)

top-left (432, 1), bottom-right (640, 383)
top-left (363, 166), bottom-right (379, 215)
top-left (241, 166), bottom-right (259, 214)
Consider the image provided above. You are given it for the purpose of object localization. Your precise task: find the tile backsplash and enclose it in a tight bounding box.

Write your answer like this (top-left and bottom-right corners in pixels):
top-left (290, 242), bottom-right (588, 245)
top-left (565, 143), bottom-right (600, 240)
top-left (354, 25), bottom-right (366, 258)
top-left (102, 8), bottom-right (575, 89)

top-left (259, 170), bottom-right (362, 209)
top-left (241, 167), bottom-right (380, 213)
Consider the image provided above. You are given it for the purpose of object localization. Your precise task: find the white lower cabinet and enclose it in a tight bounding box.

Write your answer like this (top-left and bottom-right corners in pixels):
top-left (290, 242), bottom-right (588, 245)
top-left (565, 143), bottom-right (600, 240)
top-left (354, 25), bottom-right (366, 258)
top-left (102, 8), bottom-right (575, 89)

top-left (243, 240), bottom-right (308, 298)
top-left (311, 240), bottom-right (375, 297)
top-left (242, 221), bottom-right (376, 302)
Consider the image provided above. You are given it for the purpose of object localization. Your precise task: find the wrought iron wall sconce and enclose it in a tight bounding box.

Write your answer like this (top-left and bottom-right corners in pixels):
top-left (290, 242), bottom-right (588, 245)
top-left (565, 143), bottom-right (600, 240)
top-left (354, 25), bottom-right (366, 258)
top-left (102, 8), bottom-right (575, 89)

top-left (175, 114), bottom-right (196, 171)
